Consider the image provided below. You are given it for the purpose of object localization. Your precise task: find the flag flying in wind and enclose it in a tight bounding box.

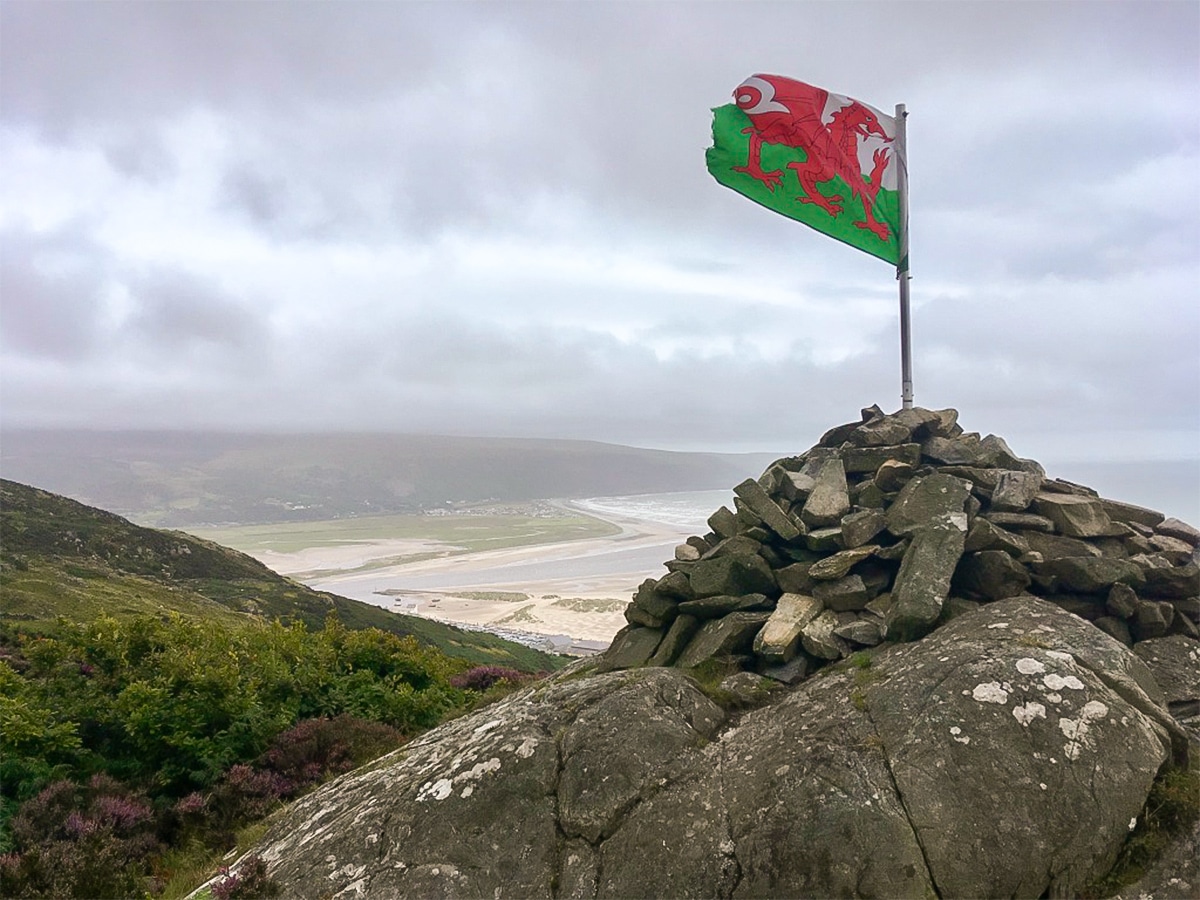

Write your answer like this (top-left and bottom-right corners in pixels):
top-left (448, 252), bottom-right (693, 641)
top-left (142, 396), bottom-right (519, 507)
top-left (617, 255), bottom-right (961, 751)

top-left (706, 74), bottom-right (905, 266)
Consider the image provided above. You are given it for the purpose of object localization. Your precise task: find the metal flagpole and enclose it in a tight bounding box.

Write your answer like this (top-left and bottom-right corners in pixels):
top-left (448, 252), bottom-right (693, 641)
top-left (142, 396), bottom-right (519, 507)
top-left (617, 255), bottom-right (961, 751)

top-left (895, 103), bottom-right (913, 409)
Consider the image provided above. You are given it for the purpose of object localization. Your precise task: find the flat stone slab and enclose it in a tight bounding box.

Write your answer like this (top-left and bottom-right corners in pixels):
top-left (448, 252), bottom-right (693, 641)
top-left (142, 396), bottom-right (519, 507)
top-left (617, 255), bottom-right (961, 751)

top-left (983, 511), bottom-right (1056, 533)
top-left (1158, 517), bottom-right (1200, 546)
top-left (675, 611), bottom-right (771, 668)
top-left (688, 553), bottom-right (777, 599)
top-left (964, 519), bottom-right (1029, 555)
top-left (601, 625), bottom-right (664, 670)
top-left (808, 545), bottom-right (878, 580)
top-left (886, 473), bottom-right (971, 537)
top-left (801, 458), bottom-right (851, 527)
top-left (814, 574), bottom-right (872, 612)
top-left (733, 478), bottom-right (801, 541)
top-left (1100, 498), bottom-right (1165, 529)
top-left (841, 509), bottom-right (887, 548)
top-left (887, 514), bottom-right (967, 641)
top-left (753, 593), bottom-right (823, 662)
top-left (990, 470), bottom-right (1044, 512)
top-left (1033, 557), bottom-right (1146, 594)
top-left (677, 593), bottom-right (772, 619)
top-left (803, 526), bottom-right (844, 552)
top-left (842, 442), bottom-right (921, 474)
top-left (1033, 493), bottom-right (1120, 538)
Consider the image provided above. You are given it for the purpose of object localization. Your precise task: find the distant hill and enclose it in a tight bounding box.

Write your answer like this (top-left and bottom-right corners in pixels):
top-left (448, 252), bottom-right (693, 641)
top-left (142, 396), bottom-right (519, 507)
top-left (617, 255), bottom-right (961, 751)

top-left (0, 430), bottom-right (779, 527)
top-left (0, 479), bottom-right (562, 671)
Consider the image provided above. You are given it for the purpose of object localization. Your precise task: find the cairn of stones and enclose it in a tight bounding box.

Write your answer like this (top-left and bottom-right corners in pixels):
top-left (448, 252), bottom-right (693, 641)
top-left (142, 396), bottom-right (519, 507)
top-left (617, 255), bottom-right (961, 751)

top-left (602, 406), bottom-right (1200, 683)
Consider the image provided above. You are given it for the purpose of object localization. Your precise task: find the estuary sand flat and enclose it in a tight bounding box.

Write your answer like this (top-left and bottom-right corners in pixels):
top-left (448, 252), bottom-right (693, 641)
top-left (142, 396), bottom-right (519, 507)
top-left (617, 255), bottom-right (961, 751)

top-left (226, 498), bottom-right (712, 644)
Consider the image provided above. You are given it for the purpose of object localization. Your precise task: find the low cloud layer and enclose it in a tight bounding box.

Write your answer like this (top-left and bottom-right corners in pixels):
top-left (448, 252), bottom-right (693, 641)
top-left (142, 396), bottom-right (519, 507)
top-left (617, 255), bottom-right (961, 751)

top-left (2, 1), bottom-right (1197, 463)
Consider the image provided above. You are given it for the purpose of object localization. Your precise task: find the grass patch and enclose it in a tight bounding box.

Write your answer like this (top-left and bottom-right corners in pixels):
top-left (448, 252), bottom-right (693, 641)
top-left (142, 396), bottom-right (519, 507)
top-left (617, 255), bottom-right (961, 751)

top-left (2, 559), bottom-right (253, 628)
top-left (159, 821), bottom-right (273, 900)
top-left (456, 591), bottom-right (531, 603)
top-left (683, 657), bottom-right (745, 708)
top-left (549, 597), bottom-right (627, 613)
top-left (495, 604), bottom-right (541, 625)
top-left (1082, 766), bottom-right (1200, 898)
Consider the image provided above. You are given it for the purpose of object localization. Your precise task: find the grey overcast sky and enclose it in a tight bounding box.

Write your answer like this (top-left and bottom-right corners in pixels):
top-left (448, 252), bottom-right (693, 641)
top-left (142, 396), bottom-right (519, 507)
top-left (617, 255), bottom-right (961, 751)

top-left (2, 0), bottom-right (1198, 462)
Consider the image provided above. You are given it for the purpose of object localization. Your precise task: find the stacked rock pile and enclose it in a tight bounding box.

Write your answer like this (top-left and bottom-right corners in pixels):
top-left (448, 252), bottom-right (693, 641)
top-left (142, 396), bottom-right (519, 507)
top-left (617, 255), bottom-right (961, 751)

top-left (602, 406), bottom-right (1200, 683)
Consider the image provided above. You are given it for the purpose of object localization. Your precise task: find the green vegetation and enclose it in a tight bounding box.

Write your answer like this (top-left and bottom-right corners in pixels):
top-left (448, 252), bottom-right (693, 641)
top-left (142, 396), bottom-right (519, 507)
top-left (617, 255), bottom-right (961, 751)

top-left (0, 612), bottom-right (470, 896)
top-left (683, 657), bottom-right (743, 708)
top-left (0, 479), bottom-right (564, 897)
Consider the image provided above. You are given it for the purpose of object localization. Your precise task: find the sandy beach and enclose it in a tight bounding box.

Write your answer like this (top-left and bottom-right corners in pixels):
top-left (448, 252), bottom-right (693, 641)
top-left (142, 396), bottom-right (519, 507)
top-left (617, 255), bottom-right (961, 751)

top-left (255, 499), bottom-right (713, 644)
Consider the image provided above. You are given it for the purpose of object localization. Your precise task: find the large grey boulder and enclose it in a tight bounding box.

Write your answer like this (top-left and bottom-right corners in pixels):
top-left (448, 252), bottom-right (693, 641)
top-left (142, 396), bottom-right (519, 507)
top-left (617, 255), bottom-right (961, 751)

top-left (1033, 492), bottom-right (1121, 538)
top-left (201, 598), bottom-right (1188, 900)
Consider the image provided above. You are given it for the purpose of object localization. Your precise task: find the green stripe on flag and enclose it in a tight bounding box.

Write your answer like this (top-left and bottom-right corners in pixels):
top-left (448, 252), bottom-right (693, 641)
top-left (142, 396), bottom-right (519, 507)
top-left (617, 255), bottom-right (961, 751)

top-left (706, 104), bottom-right (901, 266)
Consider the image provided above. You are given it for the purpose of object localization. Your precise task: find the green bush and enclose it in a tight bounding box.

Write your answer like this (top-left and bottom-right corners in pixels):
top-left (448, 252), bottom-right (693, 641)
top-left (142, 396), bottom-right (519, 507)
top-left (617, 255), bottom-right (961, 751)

top-left (0, 611), bottom-right (469, 896)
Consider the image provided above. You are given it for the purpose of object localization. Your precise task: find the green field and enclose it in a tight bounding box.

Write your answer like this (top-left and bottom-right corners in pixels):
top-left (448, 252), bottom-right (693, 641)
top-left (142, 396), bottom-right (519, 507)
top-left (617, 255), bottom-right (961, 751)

top-left (185, 507), bottom-right (622, 559)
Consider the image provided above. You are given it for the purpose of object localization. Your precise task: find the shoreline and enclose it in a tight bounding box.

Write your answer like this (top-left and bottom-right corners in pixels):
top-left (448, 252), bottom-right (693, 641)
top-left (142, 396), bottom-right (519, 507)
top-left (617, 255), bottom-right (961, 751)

top-left (252, 498), bottom-right (712, 644)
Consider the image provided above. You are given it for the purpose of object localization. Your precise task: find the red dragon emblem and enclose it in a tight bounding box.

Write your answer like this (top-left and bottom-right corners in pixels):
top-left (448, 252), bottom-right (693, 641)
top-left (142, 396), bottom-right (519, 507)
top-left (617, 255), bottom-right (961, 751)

top-left (731, 74), bottom-right (894, 242)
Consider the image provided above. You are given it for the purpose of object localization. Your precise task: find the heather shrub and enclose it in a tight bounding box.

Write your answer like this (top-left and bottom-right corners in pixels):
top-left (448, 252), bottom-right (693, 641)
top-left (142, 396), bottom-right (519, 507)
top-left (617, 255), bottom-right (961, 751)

top-left (203, 766), bottom-right (291, 847)
top-left (210, 854), bottom-right (280, 899)
top-left (260, 714), bottom-right (404, 787)
top-left (450, 665), bottom-right (525, 691)
top-left (1, 775), bottom-right (161, 899)
top-left (179, 715), bottom-right (404, 851)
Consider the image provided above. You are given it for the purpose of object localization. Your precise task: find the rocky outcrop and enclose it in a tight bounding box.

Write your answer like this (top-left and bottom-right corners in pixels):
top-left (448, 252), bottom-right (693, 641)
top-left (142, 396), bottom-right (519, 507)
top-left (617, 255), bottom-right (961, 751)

top-left (191, 407), bottom-right (1200, 899)
top-left (602, 406), bottom-right (1199, 681)
top-left (198, 597), bottom-right (1195, 899)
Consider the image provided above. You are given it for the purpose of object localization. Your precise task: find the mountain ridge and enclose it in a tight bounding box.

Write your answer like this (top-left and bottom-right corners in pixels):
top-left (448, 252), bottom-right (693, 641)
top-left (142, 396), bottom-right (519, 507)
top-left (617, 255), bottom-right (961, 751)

top-left (0, 430), bottom-right (779, 527)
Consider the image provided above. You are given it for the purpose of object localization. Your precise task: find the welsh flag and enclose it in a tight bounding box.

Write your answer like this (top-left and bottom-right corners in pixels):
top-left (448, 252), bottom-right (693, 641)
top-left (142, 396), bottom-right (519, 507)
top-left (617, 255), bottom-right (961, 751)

top-left (706, 74), bottom-right (905, 266)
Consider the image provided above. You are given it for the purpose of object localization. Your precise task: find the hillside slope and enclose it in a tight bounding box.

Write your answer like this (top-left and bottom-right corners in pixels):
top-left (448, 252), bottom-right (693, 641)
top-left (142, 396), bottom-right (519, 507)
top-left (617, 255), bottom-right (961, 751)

top-left (0, 430), bottom-right (779, 527)
top-left (0, 479), bottom-right (562, 670)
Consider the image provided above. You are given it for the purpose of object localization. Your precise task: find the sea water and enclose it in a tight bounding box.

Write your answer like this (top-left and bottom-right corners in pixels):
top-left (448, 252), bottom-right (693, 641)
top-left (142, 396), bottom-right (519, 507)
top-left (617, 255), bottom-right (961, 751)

top-left (572, 464), bottom-right (1199, 529)
top-left (570, 489), bottom-right (734, 530)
